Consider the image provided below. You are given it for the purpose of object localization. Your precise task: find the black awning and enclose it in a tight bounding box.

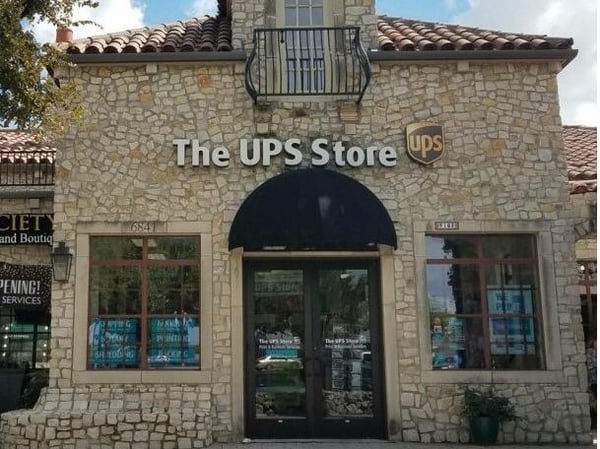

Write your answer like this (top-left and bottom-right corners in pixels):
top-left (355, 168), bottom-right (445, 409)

top-left (229, 168), bottom-right (397, 251)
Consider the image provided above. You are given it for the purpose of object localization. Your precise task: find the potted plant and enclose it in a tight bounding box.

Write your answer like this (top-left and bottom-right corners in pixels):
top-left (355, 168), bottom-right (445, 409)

top-left (461, 386), bottom-right (518, 444)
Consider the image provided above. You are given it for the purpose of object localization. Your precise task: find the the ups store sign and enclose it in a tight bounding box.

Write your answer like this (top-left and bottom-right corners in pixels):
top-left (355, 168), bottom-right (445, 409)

top-left (0, 214), bottom-right (53, 245)
top-left (406, 122), bottom-right (445, 165)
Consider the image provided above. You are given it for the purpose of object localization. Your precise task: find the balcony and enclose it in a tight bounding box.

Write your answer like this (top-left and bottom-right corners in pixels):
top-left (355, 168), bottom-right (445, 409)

top-left (245, 27), bottom-right (372, 104)
top-left (0, 151), bottom-right (55, 187)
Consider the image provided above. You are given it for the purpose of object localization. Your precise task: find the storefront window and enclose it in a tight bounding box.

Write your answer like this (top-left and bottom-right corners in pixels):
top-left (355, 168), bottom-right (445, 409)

top-left (426, 235), bottom-right (542, 370)
top-left (0, 309), bottom-right (50, 369)
top-left (88, 236), bottom-right (201, 370)
top-left (578, 260), bottom-right (597, 343)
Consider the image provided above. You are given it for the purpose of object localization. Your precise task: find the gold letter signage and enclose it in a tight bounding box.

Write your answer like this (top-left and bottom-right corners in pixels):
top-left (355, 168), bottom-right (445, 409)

top-left (406, 122), bottom-right (445, 165)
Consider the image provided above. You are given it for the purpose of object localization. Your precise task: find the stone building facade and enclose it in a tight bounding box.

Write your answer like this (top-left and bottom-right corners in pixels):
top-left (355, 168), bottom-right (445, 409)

top-left (564, 126), bottom-right (596, 344)
top-left (0, 0), bottom-right (592, 447)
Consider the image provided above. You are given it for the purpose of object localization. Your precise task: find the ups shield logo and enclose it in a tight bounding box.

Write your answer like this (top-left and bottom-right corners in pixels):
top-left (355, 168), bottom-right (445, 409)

top-left (406, 122), bottom-right (445, 165)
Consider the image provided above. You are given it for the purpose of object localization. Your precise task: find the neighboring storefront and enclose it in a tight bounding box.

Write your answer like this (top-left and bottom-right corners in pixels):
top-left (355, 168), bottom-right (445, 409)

top-left (564, 126), bottom-right (597, 343)
top-left (0, 131), bottom-right (55, 413)
top-left (0, 0), bottom-right (593, 447)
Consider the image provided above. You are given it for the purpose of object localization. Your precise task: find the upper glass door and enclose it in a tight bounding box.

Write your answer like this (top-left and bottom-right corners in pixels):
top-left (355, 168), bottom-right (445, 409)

top-left (245, 260), bottom-right (385, 439)
top-left (317, 269), bottom-right (374, 422)
top-left (253, 269), bottom-right (306, 420)
top-left (283, 0), bottom-right (326, 93)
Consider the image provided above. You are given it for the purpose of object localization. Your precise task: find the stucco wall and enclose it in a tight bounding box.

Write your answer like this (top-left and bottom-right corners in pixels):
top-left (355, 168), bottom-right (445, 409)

top-left (0, 58), bottom-right (591, 448)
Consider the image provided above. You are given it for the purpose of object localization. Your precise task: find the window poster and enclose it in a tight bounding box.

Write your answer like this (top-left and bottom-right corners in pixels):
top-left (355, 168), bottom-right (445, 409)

top-left (428, 295), bottom-right (457, 315)
top-left (487, 285), bottom-right (533, 314)
top-left (489, 318), bottom-right (536, 355)
top-left (431, 316), bottom-right (465, 369)
top-left (148, 317), bottom-right (199, 367)
top-left (88, 318), bottom-right (139, 368)
top-left (487, 286), bottom-right (536, 355)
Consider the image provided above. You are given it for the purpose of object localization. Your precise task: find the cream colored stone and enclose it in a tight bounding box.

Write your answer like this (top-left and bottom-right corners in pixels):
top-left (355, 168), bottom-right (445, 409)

top-left (0, 23), bottom-right (589, 449)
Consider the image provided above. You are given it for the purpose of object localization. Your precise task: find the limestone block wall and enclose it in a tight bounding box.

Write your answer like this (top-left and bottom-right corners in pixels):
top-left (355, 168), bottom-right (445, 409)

top-left (0, 386), bottom-right (212, 449)
top-left (0, 58), bottom-right (590, 447)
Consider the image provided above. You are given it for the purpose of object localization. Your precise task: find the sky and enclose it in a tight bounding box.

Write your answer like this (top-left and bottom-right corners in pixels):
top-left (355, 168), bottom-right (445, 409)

top-left (31, 0), bottom-right (597, 127)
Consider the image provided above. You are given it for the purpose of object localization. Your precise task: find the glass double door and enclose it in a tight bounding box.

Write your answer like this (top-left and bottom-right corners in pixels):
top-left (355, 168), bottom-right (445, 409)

top-left (244, 260), bottom-right (385, 439)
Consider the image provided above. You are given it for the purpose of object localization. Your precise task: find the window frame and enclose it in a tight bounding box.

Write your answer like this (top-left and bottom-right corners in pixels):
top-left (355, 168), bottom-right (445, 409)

top-left (425, 234), bottom-right (543, 370)
top-left (414, 220), bottom-right (564, 384)
top-left (72, 221), bottom-right (213, 384)
top-left (87, 236), bottom-right (202, 371)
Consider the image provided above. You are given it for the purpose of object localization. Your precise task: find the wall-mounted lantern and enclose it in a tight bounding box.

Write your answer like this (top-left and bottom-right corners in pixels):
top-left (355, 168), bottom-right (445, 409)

top-left (51, 241), bottom-right (73, 282)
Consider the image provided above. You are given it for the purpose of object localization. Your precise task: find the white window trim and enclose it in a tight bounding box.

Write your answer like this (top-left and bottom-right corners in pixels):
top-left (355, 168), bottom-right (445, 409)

top-left (72, 221), bottom-right (213, 384)
top-left (413, 220), bottom-right (564, 384)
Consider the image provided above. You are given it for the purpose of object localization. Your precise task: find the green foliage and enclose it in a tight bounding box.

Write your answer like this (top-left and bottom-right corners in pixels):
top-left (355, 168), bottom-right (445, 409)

top-left (461, 387), bottom-right (518, 423)
top-left (0, 0), bottom-right (97, 130)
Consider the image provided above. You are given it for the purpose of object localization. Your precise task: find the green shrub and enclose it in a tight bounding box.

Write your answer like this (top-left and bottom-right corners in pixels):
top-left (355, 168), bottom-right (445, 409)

top-left (461, 387), bottom-right (517, 423)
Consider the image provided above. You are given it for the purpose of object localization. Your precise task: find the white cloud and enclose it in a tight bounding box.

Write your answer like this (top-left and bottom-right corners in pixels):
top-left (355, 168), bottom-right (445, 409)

top-left (30, 0), bottom-right (145, 44)
top-left (191, 0), bottom-right (218, 17)
top-left (443, 0), bottom-right (459, 10)
top-left (454, 0), bottom-right (597, 126)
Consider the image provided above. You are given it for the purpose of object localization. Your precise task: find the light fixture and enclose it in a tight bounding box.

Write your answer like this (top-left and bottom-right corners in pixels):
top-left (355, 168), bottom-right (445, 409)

top-left (51, 241), bottom-right (73, 282)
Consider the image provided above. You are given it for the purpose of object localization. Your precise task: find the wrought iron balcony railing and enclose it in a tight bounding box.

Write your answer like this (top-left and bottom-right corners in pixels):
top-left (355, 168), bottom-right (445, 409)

top-left (0, 151), bottom-right (55, 186)
top-left (245, 27), bottom-right (372, 103)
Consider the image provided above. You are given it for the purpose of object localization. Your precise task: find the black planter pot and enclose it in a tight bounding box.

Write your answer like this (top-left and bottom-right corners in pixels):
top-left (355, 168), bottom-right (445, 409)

top-left (470, 416), bottom-right (500, 444)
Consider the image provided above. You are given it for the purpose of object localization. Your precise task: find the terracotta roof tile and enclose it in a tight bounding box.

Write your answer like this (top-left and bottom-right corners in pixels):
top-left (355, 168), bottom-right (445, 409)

top-left (0, 131), bottom-right (56, 163)
top-left (65, 15), bottom-right (232, 55)
top-left (569, 180), bottom-right (597, 194)
top-left (377, 17), bottom-right (574, 53)
top-left (564, 126), bottom-right (597, 193)
top-left (61, 8), bottom-right (573, 56)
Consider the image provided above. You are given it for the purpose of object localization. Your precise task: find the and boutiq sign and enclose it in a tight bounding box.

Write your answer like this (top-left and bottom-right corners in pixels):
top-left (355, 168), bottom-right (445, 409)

top-left (406, 122), bottom-right (445, 165)
top-left (0, 214), bottom-right (53, 245)
top-left (0, 264), bottom-right (51, 309)
top-left (174, 138), bottom-right (399, 168)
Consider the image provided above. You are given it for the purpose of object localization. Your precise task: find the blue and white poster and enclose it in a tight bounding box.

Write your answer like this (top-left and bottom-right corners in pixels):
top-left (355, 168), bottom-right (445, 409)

top-left (487, 286), bottom-right (536, 355)
top-left (148, 317), bottom-right (199, 367)
top-left (88, 318), bottom-right (139, 368)
top-left (487, 285), bottom-right (533, 314)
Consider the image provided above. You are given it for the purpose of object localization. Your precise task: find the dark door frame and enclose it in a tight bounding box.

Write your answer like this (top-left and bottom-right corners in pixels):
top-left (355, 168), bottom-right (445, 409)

top-left (243, 258), bottom-right (387, 439)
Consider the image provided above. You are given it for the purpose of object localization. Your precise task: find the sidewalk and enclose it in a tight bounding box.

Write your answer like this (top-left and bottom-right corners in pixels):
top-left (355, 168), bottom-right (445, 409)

top-left (207, 439), bottom-right (597, 449)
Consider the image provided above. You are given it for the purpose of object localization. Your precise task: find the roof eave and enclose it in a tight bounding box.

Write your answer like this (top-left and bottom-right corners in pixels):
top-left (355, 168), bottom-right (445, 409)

top-left (368, 48), bottom-right (578, 69)
top-left (68, 50), bottom-right (247, 65)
